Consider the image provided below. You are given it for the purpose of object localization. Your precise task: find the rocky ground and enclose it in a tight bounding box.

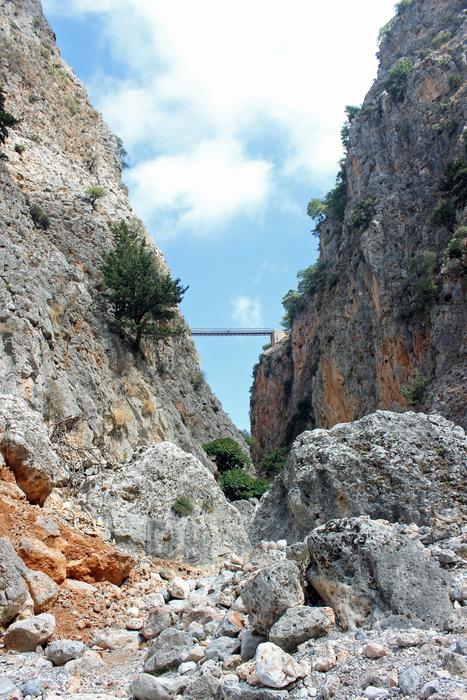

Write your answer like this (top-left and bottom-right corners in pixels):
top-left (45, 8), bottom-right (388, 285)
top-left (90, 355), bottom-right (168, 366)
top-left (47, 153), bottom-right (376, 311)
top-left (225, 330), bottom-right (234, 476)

top-left (1, 511), bottom-right (466, 700)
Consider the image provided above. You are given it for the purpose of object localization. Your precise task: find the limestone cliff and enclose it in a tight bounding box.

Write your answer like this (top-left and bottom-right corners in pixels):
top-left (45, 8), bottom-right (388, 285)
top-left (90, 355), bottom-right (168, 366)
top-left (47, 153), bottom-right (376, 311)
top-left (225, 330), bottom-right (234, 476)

top-left (251, 0), bottom-right (466, 461)
top-left (0, 0), bottom-right (246, 470)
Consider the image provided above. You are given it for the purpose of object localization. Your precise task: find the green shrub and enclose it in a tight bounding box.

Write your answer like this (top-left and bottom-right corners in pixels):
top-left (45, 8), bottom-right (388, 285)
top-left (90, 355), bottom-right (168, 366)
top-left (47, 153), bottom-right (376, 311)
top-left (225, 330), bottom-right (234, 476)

top-left (281, 260), bottom-right (333, 330)
top-left (258, 447), bottom-right (286, 479)
top-left (85, 185), bottom-right (106, 209)
top-left (65, 96), bottom-right (79, 115)
top-left (440, 158), bottom-right (467, 209)
top-left (350, 196), bottom-right (376, 230)
top-left (101, 220), bottom-right (187, 348)
top-left (202, 495), bottom-right (215, 513)
top-left (395, 0), bottom-right (413, 16)
top-left (444, 227), bottom-right (467, 275)
top-left (0, 88), bottom-right (19, 146)
top-left (378, 18), bottom-right (396, 44)
top-left (30, 204), bottom-right (50, 230)
top-left (432, 30), bottom-right (451, 48)
top-left (240, 430), bottom-right (255, 448)
top-left (399, 252), bottom-right (438, 319)
top-left (382, 58), bottom-right (413, 102)
top-left (172, 496), bottom-right (194, 517)
top-left (192, 369), bottom-right (205, 392)
top-left (219, 469), bottom-right (268, 501)
top-left (203, 437), bottom-right (249, 472)
top-left (401, 370), bottom-right (428, 405)
top-left (116, 135), bottom-right (129, 170)
top-left (431, 200), bottom-right (456, 229)
top-left (340, 105), bottom-right (361, 150)
top-left (14, 143), bottom-right (24, 155)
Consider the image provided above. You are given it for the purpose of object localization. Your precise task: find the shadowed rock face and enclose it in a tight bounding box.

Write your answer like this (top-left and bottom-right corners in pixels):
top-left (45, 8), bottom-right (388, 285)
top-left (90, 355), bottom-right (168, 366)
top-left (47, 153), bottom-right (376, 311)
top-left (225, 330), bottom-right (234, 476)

top-left (251, 411), bottom-right (466, 544)
top-left (306, 516), bottom-right (454, 630)
top-left (251, 0), bottom-right (466, 460)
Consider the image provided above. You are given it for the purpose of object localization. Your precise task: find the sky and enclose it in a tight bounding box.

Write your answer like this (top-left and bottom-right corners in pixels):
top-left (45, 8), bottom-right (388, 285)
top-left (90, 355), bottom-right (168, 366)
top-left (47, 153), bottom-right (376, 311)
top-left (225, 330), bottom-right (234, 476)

top-left (42, 0), bottom-right (396, 431)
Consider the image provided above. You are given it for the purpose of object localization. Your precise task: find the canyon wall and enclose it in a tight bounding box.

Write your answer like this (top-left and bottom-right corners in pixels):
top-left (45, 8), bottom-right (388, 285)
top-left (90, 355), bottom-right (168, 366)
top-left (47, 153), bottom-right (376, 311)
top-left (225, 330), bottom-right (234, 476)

top-left (251, 0), bottom-right (466, 460)
top-left (0, 0), bottom-right (246, 471)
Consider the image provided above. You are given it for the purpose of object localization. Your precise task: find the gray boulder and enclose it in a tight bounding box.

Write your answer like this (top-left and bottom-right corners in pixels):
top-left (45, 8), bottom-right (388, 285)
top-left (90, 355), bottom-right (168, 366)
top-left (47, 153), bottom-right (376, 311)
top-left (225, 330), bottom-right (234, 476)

top-left (241, 561), bottom-right (304, 635)
top-left (251, 411), bottom-right (466, 543)
top-left (0, 394), bottom-right (66, 504)
top-left (141, 607), bottom-right (176, 640)
top-left (144, 628), bottom-right (193, 673)
top-left (0, 538), bottom-right (29, 627)
top-left (0, 679), bottom-right (21, 700)
top-left (204, 635), bottom-right (241, 661)
top-left (269, 605), bottom-right (335, 651)
top-left (3, 612), bottom-right (55, 651)
top-left (241, 630), bottom-right (266, 661)
top-left (83, 442), bottom-right (250, 566)
top-left (23, 569), bottom-right (59, 614)
top-left (216, 679), bottom-right (289, 698)
top-left (306, 516), bottom-right (453, 630)
top-left (46, 639), bottom-right (87, 665)
top-left (130, 673), bottom-right (186, 700)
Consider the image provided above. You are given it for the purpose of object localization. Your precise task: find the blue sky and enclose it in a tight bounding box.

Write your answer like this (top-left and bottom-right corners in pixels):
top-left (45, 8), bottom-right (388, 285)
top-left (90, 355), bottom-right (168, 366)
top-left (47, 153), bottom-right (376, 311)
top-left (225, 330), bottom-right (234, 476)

top-left (43, 0), bottom-right (396, 431)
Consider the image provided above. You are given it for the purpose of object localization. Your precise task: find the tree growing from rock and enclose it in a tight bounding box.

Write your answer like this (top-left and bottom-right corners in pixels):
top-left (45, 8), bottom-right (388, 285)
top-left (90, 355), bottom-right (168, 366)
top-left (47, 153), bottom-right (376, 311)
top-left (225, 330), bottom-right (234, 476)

top-left (0, 88), bottom-right (19, 150)
top-left (102, 220), bottom-right (188, 349)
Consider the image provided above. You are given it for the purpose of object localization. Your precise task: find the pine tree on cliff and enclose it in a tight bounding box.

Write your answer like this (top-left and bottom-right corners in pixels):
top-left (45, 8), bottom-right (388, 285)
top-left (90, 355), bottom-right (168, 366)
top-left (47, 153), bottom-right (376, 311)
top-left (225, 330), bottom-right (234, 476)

top-left (102, 220), bottom-right (188, 349)
top-left (0, 88), bottom-right (19, 147)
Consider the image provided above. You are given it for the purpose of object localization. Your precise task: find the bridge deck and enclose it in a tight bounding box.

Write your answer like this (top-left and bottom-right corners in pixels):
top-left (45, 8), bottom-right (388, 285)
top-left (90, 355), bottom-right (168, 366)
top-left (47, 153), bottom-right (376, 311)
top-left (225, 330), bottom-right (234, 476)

top-left (191, 328), bottom-right (275, 337)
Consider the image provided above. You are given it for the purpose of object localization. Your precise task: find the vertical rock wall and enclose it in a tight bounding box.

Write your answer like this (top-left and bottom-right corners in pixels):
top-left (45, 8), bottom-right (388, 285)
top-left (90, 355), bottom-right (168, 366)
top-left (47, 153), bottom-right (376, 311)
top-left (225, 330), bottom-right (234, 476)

top-left (251, 0), bottom-right (466, 461)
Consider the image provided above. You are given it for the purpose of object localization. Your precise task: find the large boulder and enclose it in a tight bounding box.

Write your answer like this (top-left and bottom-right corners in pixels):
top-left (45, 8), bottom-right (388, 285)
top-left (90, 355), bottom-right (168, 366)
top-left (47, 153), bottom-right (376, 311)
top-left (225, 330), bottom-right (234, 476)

top-left (3, 612), bottom-right (55, 651)
top-left (268, 605), bottom-right (335, 651)
top-left (83, 442), bottom-right (250, 565)
top-left (0, 538), bottom-right (29, 627)
top-left (0, 394), bottom-right (66, 504)
top-left (251, 411), bottom-right (466, 543)
top-left (306, 516), bottom-right (454, 630)
top-left (241, 561), bottom-right (304, 635)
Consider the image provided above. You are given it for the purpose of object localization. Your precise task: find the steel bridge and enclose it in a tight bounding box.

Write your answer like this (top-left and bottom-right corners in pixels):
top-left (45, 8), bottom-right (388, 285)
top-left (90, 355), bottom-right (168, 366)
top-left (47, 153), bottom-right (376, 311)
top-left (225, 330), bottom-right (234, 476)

top-left (191, 328), bottom-right (287, 346)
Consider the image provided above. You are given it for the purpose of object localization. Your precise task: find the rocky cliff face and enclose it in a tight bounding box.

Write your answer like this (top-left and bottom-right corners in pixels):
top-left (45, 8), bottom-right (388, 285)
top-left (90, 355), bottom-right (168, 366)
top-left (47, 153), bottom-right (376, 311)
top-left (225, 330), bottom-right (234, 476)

top-left (0, 0), bottom-right (246, 470)
top-left (251, 0), bottom-right (466, 461)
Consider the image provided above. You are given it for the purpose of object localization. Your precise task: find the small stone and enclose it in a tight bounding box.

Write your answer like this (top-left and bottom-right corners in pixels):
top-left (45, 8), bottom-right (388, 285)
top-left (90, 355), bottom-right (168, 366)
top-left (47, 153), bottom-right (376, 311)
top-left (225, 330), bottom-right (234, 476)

top-left (46, 639), bottom-right (87, 665)
top-left (130, 672), bottom-right (185, 700)
top-left (255, 641), bottom-right (306, 689)
top-left (142, 607), bottom-right (175, 640)
top-left (420, 680), bottom-right (440, 698)
top-left (355, 630), bottom-right (367, 641)
top-left (92, 628), bottom-right (140, 650)
top-left (396, 632), bottom-right (424, 648)
top-left (179, 661), bottom-right (197, 674)
top-left (0, 679), bottom-right (22, 700)
top-left (23, 569), bottom-right (59, 614)
top-left (216, 610), bottom-right (245, 638)
top-left (313, 642), bottom-right (337, 672)
top-left (4, 612), bottom-right (55, 651)
top-left (269, 606), bottom-right (335, 652)
top-left (363, 643), bottom-right (389, 659)
top-left (144, 628), bottom-right (193, 672)
top-left (364, 687), bottom-right (389, 699)
top-left (189, 644), bottom-right (205, 661)
top-left (168, 576), bottom-right (191, 599)
top-left (23, 679), bottom-right (44, 697)
top-left (455, 638), bottom-right (467, 656)
top-left (205, 635), bottom-right (241, 661)
top-left (443, 651), bottom-right (467, 677)
top-left (241, 630), bottom-right (266, 662)
top-left (188, 621), bottom-right (205, 640)
top-left (399, 666), bottom-right (422, 696)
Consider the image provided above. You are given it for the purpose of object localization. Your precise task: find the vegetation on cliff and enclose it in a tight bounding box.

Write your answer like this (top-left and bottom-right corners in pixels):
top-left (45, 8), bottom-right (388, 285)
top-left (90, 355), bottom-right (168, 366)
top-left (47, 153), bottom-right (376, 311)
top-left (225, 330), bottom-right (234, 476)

top-left (102, 220), bottom-right (188, 349)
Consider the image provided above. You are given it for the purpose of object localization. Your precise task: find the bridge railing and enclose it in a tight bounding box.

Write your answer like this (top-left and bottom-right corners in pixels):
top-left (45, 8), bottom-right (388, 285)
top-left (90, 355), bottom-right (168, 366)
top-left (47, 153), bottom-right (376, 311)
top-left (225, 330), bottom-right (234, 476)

top-left (190, 328), bottom-right (288, 345)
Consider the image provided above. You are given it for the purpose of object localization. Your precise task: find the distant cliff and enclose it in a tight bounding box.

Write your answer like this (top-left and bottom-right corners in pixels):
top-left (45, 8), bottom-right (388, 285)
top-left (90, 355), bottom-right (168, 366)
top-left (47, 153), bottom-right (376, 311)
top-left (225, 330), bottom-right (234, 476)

top-left (0, 0), bottom-right (246, 469)
top-left (251, 0), bottom-right (466, 461)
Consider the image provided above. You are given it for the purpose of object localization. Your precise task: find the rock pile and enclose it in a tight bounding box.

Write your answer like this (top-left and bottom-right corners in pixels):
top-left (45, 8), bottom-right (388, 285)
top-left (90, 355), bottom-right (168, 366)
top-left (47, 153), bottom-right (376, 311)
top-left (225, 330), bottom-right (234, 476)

top-left (1, 512), bottom-right (465, 700)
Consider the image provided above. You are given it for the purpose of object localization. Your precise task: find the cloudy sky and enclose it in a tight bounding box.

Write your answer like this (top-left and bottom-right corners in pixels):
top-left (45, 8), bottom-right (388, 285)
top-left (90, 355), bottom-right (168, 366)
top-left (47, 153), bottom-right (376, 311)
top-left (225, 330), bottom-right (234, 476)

top-left (43, 0), bottom-right (396, 430)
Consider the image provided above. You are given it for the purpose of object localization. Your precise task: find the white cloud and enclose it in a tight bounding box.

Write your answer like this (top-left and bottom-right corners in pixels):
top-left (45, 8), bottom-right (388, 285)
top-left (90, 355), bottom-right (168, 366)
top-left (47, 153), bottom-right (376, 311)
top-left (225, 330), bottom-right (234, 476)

top-left (126, 139), bottom-right (271, 235)
top-left (231, 296), bottom-right (263, 328)
top-left (43, 0), bottom-right (397, 234)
